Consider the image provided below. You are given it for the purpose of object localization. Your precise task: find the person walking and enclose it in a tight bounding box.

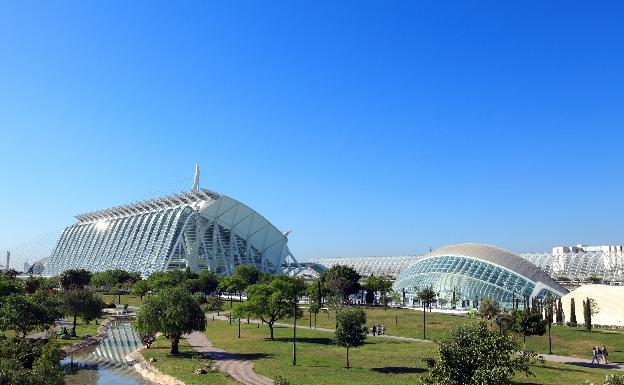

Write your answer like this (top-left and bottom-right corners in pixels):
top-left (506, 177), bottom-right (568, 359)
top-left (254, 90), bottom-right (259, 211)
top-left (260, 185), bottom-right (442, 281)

top-left (591, 347), bottom-right (598, 364)
top-left (372, 324), bottom-right (377, 336)
top-left (381, 324), bottom-right (386, 336)
top-left (597, 346), bottom-right (604, 364)
top-left (602, 345), bottom-right (609, 364)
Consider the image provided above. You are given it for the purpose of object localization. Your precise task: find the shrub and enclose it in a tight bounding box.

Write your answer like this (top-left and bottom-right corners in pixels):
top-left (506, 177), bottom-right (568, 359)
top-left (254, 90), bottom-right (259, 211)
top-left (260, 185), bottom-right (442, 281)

top-left (274, 375), bottom-right (291, 385)
top-left (192, 293), bottom-right (207, 304)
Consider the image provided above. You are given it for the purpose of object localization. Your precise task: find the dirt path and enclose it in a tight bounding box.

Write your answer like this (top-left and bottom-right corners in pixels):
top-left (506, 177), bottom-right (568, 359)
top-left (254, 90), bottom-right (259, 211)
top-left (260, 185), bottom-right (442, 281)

top-left (183, 331), bottom-right (273, 385)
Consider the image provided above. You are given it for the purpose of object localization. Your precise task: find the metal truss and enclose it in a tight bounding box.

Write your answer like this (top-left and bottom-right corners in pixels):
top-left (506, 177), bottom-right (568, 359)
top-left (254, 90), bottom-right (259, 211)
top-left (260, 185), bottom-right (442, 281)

top-left (521, 251), bottom-right (624, 282)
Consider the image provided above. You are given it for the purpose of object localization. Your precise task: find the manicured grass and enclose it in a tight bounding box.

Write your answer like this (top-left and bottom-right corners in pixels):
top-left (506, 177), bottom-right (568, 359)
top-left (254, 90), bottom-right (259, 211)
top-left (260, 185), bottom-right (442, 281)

top-left (141, 335), bottom-right (235, 385)
top-left (204, 318), bottom-right (616, 385)
top-left (290, 306), bottom-right (624, 362)
top-left (52, 317), bottom-right (107, 347)
top-left (101, 293), bottom-right (144, 307)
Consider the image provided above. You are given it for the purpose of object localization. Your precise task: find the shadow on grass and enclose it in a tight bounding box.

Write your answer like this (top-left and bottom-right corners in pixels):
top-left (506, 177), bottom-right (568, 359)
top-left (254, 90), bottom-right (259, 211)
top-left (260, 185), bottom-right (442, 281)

top-left (271, 337), bottom-right (334, 345)
top-left (535, 363), bottom-right (596, 374)
top-left (371, 366), bottom-right (426, 374)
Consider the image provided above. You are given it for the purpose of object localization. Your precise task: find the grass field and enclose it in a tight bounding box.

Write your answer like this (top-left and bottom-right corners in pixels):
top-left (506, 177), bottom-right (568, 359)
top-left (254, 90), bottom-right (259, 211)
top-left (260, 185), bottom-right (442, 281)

top-left (285, 306), bottom-right (624, 363)
top-left (141, 335), bottom-right (235, 385)
top-left (204, 318), bottom-right (616, 385)
top-left (51, 317), bottom-right (108, 347)
top-left (100, 293), bottom-right (144, 307)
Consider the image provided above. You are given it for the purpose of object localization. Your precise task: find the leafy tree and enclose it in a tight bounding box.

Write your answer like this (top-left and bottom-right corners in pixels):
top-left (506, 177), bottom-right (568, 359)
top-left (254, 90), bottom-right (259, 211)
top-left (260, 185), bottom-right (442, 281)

top-left (2, 269), bottom-right (18, 280)
top-left (569, 298), bottom-right (577, 326)
top-left (131, 279), bottom-right (150, 301)
top-left (416, 286), bottom-right (437, 339)
top-left (135, 287), bottom-right (206, 354)
top-left (363, 275), bottom-right (380, 305)
top-left (63, 290), bottom-right (104, 333)
top-left (0, 293), bottom-right (60, 338)
top-left (478, 298), bottom-right (500, 320)
top-left (587, 275), bottom-right (603, 284)
top-left (233, 265), bottom-right (261, 287)
top-left (235, 276), bottom-right (303, 340)
top-left (0, 338), bottom-right (64, 385)
top-left (218, 275), bottom-right (247, 314)
top-left (510, 309), bottom-right (547, 349)
top-left (421, 322), bottom-right (542, 385)
top-left (197, 270), bottom-right (220, 296)
top-left (377, 277), bottom-right (393, 311)
top-left (0, 276), bottom-right (23, 298)
top-left (91, 269), bottom-right (140, 303)
top-left (335, 308), bottom-right (368, 368)
top-left (206, 295), bottom-right (224, 315)
top-left (306, 279), bottom-right (322, 329)
top-left (321, 265), bottom-right (361, 304)
top-left (59, 269), bottom-right (92, 291)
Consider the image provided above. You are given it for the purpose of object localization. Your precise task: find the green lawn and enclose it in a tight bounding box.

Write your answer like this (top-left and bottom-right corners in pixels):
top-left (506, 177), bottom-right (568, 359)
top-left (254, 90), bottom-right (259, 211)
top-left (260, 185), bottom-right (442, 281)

top-left (141, 335), bottom-right (235, 385)
top-left (100, 293), bottom-right (144, 307)
top-left (52, 317), bottom-right (107, 347)
top-left (289, 306), bottom-right (624, 362)
top-left (204, 318), bottom-right (616, 385)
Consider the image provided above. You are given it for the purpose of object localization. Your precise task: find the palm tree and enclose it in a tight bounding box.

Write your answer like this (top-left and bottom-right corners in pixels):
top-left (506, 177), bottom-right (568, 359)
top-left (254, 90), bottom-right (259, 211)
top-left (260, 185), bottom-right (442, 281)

top-left (416, 286), bottom-right (437, 339)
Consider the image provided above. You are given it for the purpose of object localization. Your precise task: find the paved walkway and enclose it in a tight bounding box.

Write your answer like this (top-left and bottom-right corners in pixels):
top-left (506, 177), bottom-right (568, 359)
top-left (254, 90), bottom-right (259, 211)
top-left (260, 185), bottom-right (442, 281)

top-left (183, 331), bottom-right (273, 385)
top-left (212, 313), bottom-right (624, 371)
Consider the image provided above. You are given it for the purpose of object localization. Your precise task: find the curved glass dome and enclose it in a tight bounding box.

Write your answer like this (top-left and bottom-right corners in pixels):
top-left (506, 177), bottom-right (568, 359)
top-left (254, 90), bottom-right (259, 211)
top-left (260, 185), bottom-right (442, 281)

top-left (392, 243), bottom-right (568, 310)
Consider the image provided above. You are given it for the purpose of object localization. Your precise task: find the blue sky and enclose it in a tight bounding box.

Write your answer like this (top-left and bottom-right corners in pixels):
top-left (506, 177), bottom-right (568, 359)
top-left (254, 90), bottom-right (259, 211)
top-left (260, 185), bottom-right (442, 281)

top-left (1, 1), bottom-right (623, 262)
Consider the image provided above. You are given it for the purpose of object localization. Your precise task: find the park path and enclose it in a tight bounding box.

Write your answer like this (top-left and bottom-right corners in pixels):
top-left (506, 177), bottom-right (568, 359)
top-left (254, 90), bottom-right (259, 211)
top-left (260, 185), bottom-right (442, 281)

top-left (211, 313), bottom-right (624, 371)
top-left (183, 330), bottom-right (273, 385)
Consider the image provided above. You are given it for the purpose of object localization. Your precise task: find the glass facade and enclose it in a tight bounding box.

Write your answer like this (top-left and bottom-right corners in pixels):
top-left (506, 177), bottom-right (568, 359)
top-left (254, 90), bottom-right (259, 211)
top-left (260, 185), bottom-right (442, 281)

top-left (45, 189), bottom-right (295, 276)
top-left (392, 244), bottom-right (568, 310)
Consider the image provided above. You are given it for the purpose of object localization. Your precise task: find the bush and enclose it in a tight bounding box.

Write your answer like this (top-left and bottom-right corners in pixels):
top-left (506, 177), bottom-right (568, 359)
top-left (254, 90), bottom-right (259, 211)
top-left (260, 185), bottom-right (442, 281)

top-left (274, 375), bottom-right (291, 385)
top-left (105, 302), bottom-right (117, 309)
top-left (604, 374), bottom-right (624, 385)
top-left (566, 321), bottom-right (578, 327)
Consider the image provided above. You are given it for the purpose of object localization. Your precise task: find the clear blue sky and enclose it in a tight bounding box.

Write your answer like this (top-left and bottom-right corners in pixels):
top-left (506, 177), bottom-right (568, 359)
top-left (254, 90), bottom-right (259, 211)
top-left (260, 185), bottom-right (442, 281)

top-left (1, 1), bottom-right (623, 261)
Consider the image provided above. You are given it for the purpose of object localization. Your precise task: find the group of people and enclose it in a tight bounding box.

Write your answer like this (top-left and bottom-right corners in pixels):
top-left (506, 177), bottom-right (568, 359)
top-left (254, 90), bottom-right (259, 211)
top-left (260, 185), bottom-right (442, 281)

top-left (371, 323), bottom-right (385, 336)
top-left (591, 345), bottom-right (609, 364)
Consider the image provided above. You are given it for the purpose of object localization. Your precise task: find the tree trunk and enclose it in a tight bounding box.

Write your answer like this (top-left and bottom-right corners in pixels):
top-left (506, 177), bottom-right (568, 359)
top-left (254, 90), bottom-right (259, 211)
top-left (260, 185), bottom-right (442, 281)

top-left (423, 304), bottom-right (426, 339)
top-left (523, 334), bottom-right (526, 350)
top-left (72, 314), bottom-right (77, 336)
top-left (309, 311), bottom-right (312, 329)
top-left (171, 336), bottom-right (180, 354)
top-left (346, 346), bottom-right (350, 369)
top-left (118, 288), bottom-right (121, 304)
top-left (314, 312), bottom-right (317, 329)
top-left (269, 324), bottom-right (274, 340)
top-left (238, 317), bottom-right (241, 338)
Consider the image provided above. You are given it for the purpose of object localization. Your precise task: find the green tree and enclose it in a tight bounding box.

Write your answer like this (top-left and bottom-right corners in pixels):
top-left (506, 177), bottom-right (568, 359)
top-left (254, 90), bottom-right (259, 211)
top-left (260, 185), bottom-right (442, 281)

top-left (218, 276), bottom-right (247, 313)
top-left (321, 265), bottom-right (361, 305)
top-left (421, 322), bottom-right (541, 385)
top-left (135, 287), bottom-right (206, 354)
top-left (235, 276), bottom-right (302, 340)
top-left (63, 290), bottom-right (104, 334)
top-left (478, 298), bottom-right (500, 320)
top-left (131, 279), bottom-right (150, 301)
top-left (511, 309), bottom-right (547, 349)
top-left (197, 270), bottom-right (220, 296)
top-left (416, 286), bottom-right (437, 339)
top-left (555, 298), bottom-right (564, 324)
top-left (569, 298), bottom-right (577, 326)
top-left (363, 275), bottom-right (380, 305)
top-left (233, 265), bottom-right (261, 287)
top-left (59, 269), bottom-right (92, 291)
top-left (91, 269), bottom-right (140, 304)
top-left (0, 276), bottom-right (23, 298)
top-left (335, 307), bottom-right (368, 368)
top-left (0, 293), bottom-right (60, 338)
top-left (206, 295), bottom-right (224, 315)
top-left (583, 297), bottom-right (593, 332)
top-left (306, 279), bottom-right (322, 329)
top-left (0, 339), bottom-right (64, 385)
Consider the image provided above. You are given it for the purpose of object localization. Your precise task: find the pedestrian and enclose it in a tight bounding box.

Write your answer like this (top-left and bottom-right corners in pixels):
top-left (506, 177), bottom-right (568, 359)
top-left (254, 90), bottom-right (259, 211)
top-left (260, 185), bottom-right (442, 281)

top-left (372, 324), bottom-right (377, 336)
top-left (602, 345), bottom-right (609, 364)
top-left (591, 347), bottom-right (598, 364)
top-left (381, 324), bottom-right (386, 336)
top-left (597, 346), bottom-right (604, 364)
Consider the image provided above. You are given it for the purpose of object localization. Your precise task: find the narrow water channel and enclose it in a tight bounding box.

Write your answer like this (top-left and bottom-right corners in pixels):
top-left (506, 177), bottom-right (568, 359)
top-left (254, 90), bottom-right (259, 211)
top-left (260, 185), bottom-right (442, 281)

top-left (62, 321), bottom-right (155, 385)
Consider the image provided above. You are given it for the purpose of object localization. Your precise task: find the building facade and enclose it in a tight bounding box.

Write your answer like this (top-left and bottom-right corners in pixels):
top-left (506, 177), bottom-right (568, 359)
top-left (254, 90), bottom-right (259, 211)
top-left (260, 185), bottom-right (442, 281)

top-left (45, 188), bottom-right (297, 277)
top-left (392, 243), bottom-right (568, 310)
